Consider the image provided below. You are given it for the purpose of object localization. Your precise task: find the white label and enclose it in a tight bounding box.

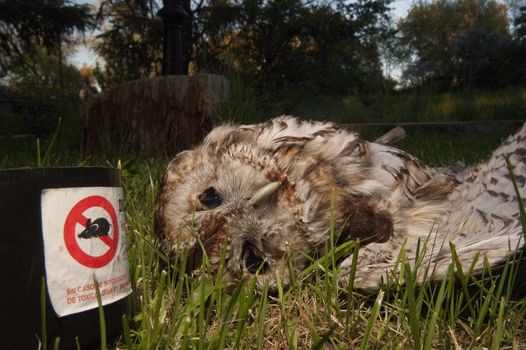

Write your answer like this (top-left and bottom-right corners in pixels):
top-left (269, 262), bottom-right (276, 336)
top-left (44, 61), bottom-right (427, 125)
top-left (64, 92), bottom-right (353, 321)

top-left (41, 187), bottom-right (132, 317)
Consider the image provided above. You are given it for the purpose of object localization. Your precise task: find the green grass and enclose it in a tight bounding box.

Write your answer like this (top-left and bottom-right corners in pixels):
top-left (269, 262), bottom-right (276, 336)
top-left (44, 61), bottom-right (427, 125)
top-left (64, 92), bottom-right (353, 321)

top-left (2, 124), bottom-right (526, 349)
top-left (395, 128), bottom-right (511, 167)
top-left (115, 166), bottom-right (526, 349)
top-left (261, 86), bottom-right (526, 124)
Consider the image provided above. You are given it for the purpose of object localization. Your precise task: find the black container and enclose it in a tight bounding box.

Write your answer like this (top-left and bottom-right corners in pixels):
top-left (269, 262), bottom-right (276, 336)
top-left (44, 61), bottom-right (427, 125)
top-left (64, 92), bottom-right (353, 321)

top-left (0, 167), bottom-right (131, 350)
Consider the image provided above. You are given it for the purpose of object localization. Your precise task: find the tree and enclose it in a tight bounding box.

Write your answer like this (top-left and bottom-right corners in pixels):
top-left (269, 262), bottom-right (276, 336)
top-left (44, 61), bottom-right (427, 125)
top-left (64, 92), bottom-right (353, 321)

top-left (398, 0), bottom-right (510, 88)
top-left (505, 0), bottom-right (526, 39)
top-left (94, 0), bottom-right (163, 86)
top-left (95, 0), bottom-right (394, 99)
top-left (191, 0), bottom-right (393, 99)
top-left (9, 48), bottom-right (85, 138)
top-left (514, 5), bottom-right (526, 40)
top-left (0, 1), bottom-right (94, 139)
top-left (0, 0), bottom-right (95, 83)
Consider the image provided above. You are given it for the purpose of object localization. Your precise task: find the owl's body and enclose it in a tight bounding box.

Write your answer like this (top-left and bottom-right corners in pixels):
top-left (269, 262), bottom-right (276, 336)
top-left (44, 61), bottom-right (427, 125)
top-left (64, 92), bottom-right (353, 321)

top-left (155, 116), bottom-right (526, 290)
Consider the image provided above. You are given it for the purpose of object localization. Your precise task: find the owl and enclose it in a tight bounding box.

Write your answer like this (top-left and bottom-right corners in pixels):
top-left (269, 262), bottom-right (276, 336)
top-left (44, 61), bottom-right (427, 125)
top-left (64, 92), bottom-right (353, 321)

top-left (155, 116), bottom-right (526, 291)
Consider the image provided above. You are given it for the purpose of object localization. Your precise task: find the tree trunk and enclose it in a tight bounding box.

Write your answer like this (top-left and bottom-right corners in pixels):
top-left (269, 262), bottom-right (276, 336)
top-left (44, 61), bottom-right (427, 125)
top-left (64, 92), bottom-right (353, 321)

top-left (82, 74), bottom-right (229, 156)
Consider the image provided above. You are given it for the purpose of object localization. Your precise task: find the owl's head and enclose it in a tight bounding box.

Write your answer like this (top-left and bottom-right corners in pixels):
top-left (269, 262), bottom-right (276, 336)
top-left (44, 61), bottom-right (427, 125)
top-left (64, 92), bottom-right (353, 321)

top-left (154, 124), bottom-right (313, 289)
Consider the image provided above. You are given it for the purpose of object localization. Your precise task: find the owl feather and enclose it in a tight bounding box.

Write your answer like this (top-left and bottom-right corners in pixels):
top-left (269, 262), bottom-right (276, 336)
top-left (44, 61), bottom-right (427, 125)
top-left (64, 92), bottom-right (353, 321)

top-left (155, 116), bottom-right (526, 291)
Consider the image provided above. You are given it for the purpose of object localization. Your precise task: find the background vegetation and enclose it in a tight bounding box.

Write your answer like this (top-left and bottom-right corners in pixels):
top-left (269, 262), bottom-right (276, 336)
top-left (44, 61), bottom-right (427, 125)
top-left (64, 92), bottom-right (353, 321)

top-left (1, 0), bottom-right (526, 142)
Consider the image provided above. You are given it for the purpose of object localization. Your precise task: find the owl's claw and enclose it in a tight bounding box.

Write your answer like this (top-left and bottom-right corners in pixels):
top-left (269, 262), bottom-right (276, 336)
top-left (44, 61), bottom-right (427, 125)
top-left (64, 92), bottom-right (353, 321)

top-left (247, 181), bottom-right (281, 207)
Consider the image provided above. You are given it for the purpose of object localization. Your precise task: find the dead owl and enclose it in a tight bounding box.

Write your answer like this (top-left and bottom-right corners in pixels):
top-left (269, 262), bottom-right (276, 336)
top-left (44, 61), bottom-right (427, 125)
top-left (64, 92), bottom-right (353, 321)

top-left (155, 116), bottom-right (526, 291)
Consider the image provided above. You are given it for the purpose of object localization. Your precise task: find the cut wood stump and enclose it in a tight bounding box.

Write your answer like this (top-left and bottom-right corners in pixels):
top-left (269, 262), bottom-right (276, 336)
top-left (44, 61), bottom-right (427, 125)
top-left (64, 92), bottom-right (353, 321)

top-left (82, 74), bottom-right (229, 155)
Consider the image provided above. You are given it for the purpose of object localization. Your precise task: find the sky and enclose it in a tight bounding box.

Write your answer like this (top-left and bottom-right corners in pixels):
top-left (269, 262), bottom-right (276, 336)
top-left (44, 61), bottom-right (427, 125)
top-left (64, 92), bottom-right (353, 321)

top-left (69, 0), bottom-right (414, 68)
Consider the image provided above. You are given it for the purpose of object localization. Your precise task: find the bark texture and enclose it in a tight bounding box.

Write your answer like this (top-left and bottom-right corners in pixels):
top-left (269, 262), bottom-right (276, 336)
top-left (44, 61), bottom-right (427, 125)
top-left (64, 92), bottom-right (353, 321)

top-left (82, 74), bottom-right (229, 155)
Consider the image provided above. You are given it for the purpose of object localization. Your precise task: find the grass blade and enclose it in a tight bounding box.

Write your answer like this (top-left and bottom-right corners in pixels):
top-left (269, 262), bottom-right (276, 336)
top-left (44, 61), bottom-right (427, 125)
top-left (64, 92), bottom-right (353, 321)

top-left (449, 242), bottom-right (476, 318)
top-left (403, 262), bottom-right (421, 350)
top-left (93, 275), bottom-right (107, 350)
top-left (256, 282), bottom-right (269, 350)
top-left (122, 314), bottom-right (132, 349)
top-left (423, 267), bottom-right (449, 349)
top-left (41, 276), bottom-right (47, 350)
top-left (36, 138), bottom-right (42, 168)
top-left (216, 279), bottom-right (244, 349)
top-left (359, 290), bottom-right (384, 350)
top-left (53, 337), bottom-right (60, 350)
top-left (42, 117), bottom-right (62, 166)
top-left (491, 297), bottom-right (506, 350)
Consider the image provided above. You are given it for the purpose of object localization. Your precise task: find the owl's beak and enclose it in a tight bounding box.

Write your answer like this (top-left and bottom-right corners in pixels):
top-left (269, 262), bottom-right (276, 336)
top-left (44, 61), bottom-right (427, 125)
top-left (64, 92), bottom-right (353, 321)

top-left (247, 181), bottom-right (281, 207)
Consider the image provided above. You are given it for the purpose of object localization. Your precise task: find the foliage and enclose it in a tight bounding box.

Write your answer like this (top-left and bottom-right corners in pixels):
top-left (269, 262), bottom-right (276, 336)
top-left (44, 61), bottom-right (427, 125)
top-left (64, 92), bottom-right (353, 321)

top-left (88, 0), bottom-right (526, 118)
top-left (397, 0), bottom-right (518, 89)
top-left (506, 0), bottom-right (526, 40)
top-left (0, 0), bottom-right (94, 144)
top-left (5, 49), bottom-right (85, 140)
top-left (197, 0), bottom-right (389, 97)
top-left (94, 0), bottom-right (393, 100)
top-left (94, 0), bottom-right (163, 87)
top-left (89, 0), bottom-right (526, 114)
top-left (514, 4), bottom-right (526, 40)
top-left (0, 0), bottom-right (94, 78)
top-left (219, 72), bottom-right (269, 124)
top-left (1, 0), bottom-right (525, 143)
top-left (0, 48), bottom-right (85, 143)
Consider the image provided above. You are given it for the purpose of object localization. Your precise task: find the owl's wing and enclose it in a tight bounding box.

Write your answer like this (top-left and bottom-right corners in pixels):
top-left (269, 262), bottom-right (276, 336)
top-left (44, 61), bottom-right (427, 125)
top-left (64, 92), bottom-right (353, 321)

top-left (342, 123), bottom-right (526, 291)
top-left (366, 141), bottom-right (459, 201)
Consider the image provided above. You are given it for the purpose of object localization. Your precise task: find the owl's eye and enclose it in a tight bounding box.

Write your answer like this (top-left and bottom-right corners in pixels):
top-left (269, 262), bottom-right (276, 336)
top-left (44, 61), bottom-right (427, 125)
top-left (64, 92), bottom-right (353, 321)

top-left (243, 242), bottom-right (270, 274)
top-left (198, 186), bottom-right (222, 208)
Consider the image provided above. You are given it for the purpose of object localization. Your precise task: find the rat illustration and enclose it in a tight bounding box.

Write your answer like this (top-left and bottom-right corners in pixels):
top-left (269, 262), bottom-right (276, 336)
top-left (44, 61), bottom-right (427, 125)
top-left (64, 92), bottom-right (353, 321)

top-left (78, 217), bottom-right (111, 239)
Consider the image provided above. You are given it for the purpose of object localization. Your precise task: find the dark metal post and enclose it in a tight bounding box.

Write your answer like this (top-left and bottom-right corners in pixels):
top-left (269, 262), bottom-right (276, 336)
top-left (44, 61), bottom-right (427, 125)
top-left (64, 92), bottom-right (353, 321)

top-left (158, 0), bottom-right (188, 75)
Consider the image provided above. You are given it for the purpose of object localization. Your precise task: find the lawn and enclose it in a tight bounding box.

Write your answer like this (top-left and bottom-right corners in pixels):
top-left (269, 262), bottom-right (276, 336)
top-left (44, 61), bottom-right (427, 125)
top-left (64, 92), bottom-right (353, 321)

top-left (287, 87), bottom-right (526, 124)
top-left (1, 124), bottom-right (525, 349)
top-left (119, 126), bottom-right (525, 349)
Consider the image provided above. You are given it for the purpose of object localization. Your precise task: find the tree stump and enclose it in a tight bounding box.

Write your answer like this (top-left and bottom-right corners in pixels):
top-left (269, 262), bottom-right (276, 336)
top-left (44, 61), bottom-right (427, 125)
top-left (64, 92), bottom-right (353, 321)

top-left (82, 74), bottom-right (229, 155)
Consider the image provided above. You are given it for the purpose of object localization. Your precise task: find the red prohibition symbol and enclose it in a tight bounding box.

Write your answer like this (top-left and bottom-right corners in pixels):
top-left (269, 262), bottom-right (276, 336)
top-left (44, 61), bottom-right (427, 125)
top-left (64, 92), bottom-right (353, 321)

top-left (64, 195), bottom-right (119, 268)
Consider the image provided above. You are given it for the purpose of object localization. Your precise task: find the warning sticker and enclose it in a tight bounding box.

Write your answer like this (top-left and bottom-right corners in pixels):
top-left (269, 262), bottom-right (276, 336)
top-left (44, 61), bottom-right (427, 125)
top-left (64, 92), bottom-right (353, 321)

top-left (41, 187), bottom-right (132, 317)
